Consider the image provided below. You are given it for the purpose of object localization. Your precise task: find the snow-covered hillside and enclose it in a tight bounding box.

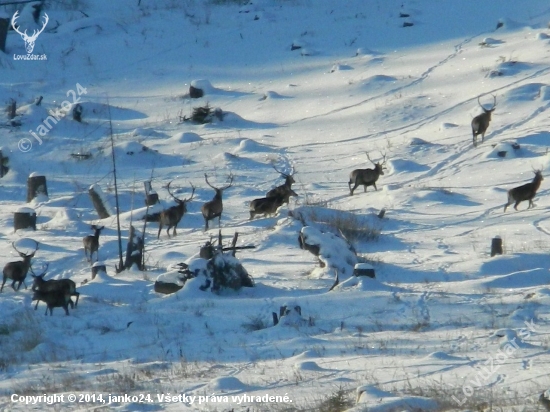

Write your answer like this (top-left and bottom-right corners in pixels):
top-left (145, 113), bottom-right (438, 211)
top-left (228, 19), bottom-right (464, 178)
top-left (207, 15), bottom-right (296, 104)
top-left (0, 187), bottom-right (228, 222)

top-left (1, 0), bottom-right (550, 410)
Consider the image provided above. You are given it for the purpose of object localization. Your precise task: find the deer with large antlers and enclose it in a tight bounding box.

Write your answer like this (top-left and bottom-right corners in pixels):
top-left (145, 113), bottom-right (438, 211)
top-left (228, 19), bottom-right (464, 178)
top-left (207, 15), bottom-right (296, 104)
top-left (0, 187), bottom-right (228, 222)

top-left (266, 164), bottom-right (297, 205)
top-left (471, 95), bottom-right (496, 147)
top-left (158, 181), bottom-right (195, 238)
top-left (348, 152), bottom-right (387, 196)
top-left (83, 225), bottom-right (104, 263)
top-left (1, 240), bottom-right (38, 292)
top-left (11, 11), bottom-right (49, 54)
top-left (201, 174), bottom-right (234, 231)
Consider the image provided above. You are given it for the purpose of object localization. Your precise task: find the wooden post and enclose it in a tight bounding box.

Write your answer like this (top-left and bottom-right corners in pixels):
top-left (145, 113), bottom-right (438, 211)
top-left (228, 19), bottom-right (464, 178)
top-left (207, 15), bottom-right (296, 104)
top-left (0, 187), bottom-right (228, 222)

top-left (14, 207), bottom-right (36, 232)
top-left (354, 263), bottom-right (375, 278)
top-left (0, 149), bottom-right (8, 178)
top-left (124, 225), bottom-right (143, 270)
top-left (72, 104), bottom-right (83, 122)
top-left (27, 173), bottom-right (48, 202)
top-left (0, 15), bottom-right (8, 53)
top-left (7, 99), bottom-right (16, 120)
top-left (144, 181), bottom-right (159, 206)
top-left (491, 236), bottom-right (503, 257)
top-left (88, 184), bottom-right (111, 219)
top-left (91, 262), bottom-right (107, 280)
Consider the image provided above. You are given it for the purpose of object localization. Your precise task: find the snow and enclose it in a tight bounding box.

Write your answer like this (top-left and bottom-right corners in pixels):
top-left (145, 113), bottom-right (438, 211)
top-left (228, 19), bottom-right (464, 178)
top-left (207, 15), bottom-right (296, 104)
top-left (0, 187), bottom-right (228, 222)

top-left (1, 0), bottom-right (550, 410)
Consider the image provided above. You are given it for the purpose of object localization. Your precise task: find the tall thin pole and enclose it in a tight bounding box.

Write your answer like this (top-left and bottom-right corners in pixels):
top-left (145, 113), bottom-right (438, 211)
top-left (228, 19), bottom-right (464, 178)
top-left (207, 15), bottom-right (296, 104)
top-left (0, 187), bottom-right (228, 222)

top-left (107, 99), bottom-right (124, 272)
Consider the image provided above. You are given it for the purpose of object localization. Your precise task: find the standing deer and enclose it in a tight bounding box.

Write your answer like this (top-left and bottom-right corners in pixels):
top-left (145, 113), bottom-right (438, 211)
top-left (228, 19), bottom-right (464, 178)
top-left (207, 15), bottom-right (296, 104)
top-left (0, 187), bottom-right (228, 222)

top-left (266, 164), bottom-right (296, 205)
top-left (471, 95), bottom-right (496, 147)
top-left (31, 264), bottom-right (79, 310)
top-left (348, 152), bottom-right (387, 196)
top-left (504, 170), bottom-right (543, 212)
top-left (201, 174), bottom-right (234, 231)
top-left (157, 181), bottom-right (195, 238)
top-left (11, 11), bottom-right (49, 54)
top-left (83, 225), bottom-right (104, 263)
top-left (1, 241), bottom-right (38, 292)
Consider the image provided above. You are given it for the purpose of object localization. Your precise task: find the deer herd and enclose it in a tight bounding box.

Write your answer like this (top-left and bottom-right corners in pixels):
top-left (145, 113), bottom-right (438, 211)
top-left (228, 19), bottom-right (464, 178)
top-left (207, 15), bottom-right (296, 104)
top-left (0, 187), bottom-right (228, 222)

top-left (0, 93), bottom-right (545, 315)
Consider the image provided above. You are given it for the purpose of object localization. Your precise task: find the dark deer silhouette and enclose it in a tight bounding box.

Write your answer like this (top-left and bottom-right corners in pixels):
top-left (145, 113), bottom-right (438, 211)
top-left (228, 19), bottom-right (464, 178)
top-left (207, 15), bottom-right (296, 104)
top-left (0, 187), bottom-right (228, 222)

top-left (31, 264), bottom-right (79, 310)
top-left (83, 225), bottom-right (104, 263)
top-left (348, 152), bottom-right (387, 196)
top-left (266, 164), bottom-right (296, 205)
top-left (504, 170), bottom-right (543, 211)
top-left (32, 289), bottom-right (71, 316)
top-left (201, 174), bottom-right (234, 231)
top-left (1, 241), bottom-right (38, 292)
top-left (158, 181), bottom-right (195, 238)
top-left (250, 189), bottom-right (298, 220)
top-left (472, 95), bottom-right (496, 147)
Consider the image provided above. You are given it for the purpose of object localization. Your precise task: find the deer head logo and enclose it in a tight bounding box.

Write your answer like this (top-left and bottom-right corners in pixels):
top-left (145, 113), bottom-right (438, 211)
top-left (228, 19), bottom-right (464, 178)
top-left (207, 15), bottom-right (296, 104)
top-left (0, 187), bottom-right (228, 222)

top-left (11, 11), bottom-right (49, 54)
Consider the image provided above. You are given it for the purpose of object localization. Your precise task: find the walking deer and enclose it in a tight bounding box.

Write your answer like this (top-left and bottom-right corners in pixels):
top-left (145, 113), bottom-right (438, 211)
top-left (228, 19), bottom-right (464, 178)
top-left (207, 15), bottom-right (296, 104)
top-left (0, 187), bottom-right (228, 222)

top-left (31, 264), bottom-right (79, 310)
top-left (201, 174), bottom-right (234, 231)
top-left (157, 181), bottom-right (195, 238)
top-left (472, 95), bottom-right (496, 147)
top-left (504, 170), bottom-right (543, 212)
top-left (348, 152), bottom-right (387, 196)
top-left (32, 289), bottom-right (71, 316)
top-left (250, 189), bottom-right (298, 220)
top-left (83, 225), bottom-right (104, 263)
top-left (266, 164), bottom-right (297, 205)
top-left (1, 241), bottom-right (38, 292)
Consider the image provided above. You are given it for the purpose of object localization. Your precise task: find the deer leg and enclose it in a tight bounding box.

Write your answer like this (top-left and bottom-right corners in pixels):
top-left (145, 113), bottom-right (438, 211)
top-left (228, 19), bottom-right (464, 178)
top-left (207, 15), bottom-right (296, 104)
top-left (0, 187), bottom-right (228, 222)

top-left (473, 135), bottom-right (478, 148)
top-left (0, 277), bottom-right (6, 292)
top-left (34, 300), bottom-right (39, 310)
top-left (73, 292), bottom-right (80, 308)
top-left (173, 226), bottom-right (177, 237)
top-left (373, 183), bottom-right (378, 191)
top-left (204, 218), bottom-right (209, 231)
top-left (514, 201), bottom-right (520, 210)
top-left (11, 280), bottom-right (18, 291)
top-left (68, 298), bottom-right (74, 309)
top-left (157, 223), bottom-right (163, 239)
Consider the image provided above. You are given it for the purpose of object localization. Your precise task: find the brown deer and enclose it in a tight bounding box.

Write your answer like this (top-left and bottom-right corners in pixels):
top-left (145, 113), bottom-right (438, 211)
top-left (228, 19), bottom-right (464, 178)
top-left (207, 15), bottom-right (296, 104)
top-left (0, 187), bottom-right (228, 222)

top-left (504, 170), bottom-right (543, 212)
top-left (201, 173), bottom-right (234, 231)
top-left (250, 189), bottom-right (298, 220)
top-left (32, 289), bottom-right (71, 316)
top-left (348, 152), bottom-right (387, 196)
top-left (31, 264), bottom-right (79, 310)
top-left (266, 164), bottom-right (296, 205)
top-left (471, 95), bottom-right (496, 147)
top-left (157, 181), bottom-right (195, 238)
top-left (83, 225), bottom-right (104, 263)
top-left (1, 241), bottom-right (38, 292)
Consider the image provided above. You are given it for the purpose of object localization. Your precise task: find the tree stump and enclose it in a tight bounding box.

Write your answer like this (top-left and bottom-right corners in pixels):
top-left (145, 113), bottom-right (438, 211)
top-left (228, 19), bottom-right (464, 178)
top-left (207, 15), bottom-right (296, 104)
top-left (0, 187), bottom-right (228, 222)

top-left (0, 149), bottom-right (8, 177)
top-left (354, 263), bottom-right (375, 278)
top-left (144, 181), bottom-right (159, 206)
top-left (189, 85), bottom-right (204, 98)
top-left (154, 281), bottom-right (183, 294)
top-left (378, 208), bottom-right (386, 219)
top-left (27, 174), bottom-right (48, 202)
top-left (88, 184), bottom-right (111, 219)
top-left (91, 262), bottom-right (107, 280)
top-left (0, 16), bottom-right (8, 53)
top-left (72, 104), bottom-right (83, 122)
top-left (7, 99), bottom-right (16, 120)
top-left (124, 225), bottom-right (143, 270)
top-left (14, 207), bottom-right (37, 232)
top-left (491, 237), bottom-right (503, 257)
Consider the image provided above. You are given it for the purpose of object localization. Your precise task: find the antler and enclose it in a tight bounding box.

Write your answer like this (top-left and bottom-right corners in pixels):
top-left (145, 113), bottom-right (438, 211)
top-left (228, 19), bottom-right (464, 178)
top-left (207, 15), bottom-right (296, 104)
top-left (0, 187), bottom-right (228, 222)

top-left (477, 94), bottom-right (497, 110)
top-left (12, 239), bottom-right (39, 256)
top-left (166, 180), bottom-right (181, 202)
top-left (221, 174), bottom-right (234, 190)
top-left (185, 182), bottom-right (196, 202)
top-left (204, 174), bottom-right (234, 190)
top-left (365, 152), bottom-right (375, 165)
top-left (29, 262), bottom-right (49, 277)
top-left (379, 151), bottom-right (387, 166)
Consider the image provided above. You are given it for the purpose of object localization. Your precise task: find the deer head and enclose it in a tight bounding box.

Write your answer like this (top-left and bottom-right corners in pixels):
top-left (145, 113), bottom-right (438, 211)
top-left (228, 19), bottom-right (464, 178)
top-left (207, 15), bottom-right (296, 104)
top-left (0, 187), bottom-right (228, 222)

top-left (11, 11), bottom-right (49, 54)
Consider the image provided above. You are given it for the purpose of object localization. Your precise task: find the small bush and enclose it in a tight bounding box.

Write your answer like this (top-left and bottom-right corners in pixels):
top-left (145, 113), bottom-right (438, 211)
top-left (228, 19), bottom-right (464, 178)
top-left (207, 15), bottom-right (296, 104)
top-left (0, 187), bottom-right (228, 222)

top-left (241, 315), bottom-right (269, 332)
top-left (316, 387), bottom-right (354, 412)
